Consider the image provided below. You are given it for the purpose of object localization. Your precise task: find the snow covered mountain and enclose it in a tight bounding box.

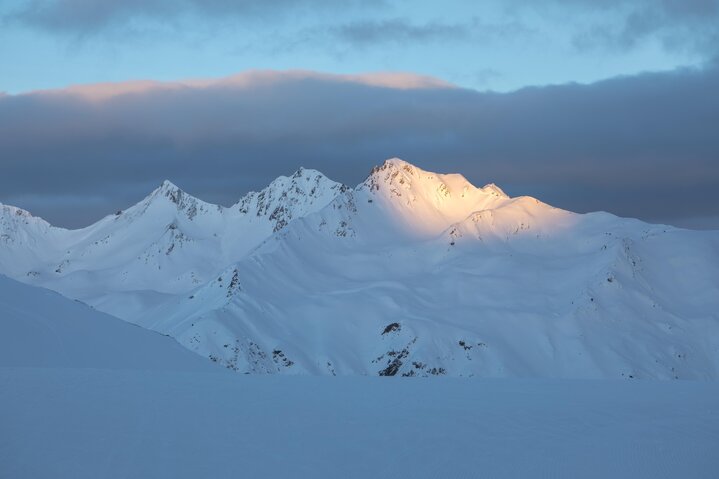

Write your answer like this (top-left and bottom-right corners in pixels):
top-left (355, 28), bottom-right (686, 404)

top-left (2, 159), bottom-right (718, 378)
top-left (0, 168), bottom-right (343, 318)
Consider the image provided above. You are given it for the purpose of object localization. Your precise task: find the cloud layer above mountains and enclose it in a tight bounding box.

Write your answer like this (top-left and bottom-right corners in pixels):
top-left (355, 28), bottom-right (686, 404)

top-left (2, 67), bottom-right (718, 229)
top-left (3, 0), bottom-right (719, 94)
top-left (10, 0), bottom-right (719, 58)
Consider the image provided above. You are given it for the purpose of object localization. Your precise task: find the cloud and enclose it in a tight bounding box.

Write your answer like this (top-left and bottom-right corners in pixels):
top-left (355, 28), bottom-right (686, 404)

top-left (535, 0), bottom-right (719, 57)
top-left (326, 18), bottom-right (472, 46)
top-left (33, 70), bottom-right (454, 101)
top-left (319, 16), bottom-right (532, 49)
top-left (23, 70), bottom-right (457, 103)
top-left (5, 2), bottom-right (528, 55)
top-left (6, 0), bottom-right (368, 33)
top-left (7, 0), bottom-right (717, 71)
top-left (1, 68), bottom-right (718, 229)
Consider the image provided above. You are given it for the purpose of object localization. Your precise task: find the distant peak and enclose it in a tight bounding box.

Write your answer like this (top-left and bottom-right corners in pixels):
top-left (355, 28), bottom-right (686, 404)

top-left (363, 158), bottom-right (510, 199)
top-left (135, 179), bottom-right (214, 220)
top-left (158, 179), bottom-right (181, 192)
top-left (147, 180), bottom-right (186, 204)
top-left (363, 158), bottom-right (452, 190)
top-left (371, 157), bottom-right (416, 174)
top-left (0, 203), bottom-right (33, 218)
top-left (0, 203), bottom-right (56, 231)
top-left (290, 166), bottom-right (318, 180)
top-left (383, 157), bottom-right (412, 168)
top-left (290, 166), bottom-right (336, 181)
top-left (260, 167), bottom-right (337, 191)
top-left (233, 167), bottom-right (344, 230)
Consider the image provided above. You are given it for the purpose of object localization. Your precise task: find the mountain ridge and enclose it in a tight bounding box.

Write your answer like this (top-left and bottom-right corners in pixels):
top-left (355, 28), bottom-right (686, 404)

top-left (2, 158), bottom-right (718, 378)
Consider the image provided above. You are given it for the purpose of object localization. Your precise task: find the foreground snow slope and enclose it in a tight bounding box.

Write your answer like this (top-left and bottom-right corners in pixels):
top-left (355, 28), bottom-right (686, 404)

top-left (2, 266), bottom-right (714, 478)
top-left (2, 159), bottom-right (718, 378)
top-left (1, 368), bottom-right (717, 479)
top-left (0, 275), bottom-right (216, 370)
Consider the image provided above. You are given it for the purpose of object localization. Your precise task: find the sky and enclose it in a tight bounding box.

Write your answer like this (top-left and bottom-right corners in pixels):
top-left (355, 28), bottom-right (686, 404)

top-left (1, 0), bottom-right (718, 228)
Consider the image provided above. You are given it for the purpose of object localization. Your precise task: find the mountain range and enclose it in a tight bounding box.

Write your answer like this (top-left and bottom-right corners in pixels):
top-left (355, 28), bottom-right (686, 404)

top-left (2, 158), bottom-right (718, 378)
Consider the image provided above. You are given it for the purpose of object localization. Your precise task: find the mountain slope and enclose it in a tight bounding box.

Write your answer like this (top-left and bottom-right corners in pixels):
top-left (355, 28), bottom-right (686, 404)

top-left (134, 160), bottom-right (719, 378)
top-left (0, 274), bottom-right (216, 370)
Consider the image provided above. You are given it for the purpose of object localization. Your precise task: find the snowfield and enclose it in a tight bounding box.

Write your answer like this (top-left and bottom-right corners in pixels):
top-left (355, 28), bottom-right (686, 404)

top-left (3, 274), bottom-right (716, 478)
top-left (1, 158), bottom-right (718, 378)
top-left (2, 369), bottom-right (718, 479)
top-left (0, 274), bottom-right (216, 371)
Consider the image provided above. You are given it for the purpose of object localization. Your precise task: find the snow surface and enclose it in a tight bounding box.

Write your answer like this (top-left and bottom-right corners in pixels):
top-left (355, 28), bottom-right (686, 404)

top-left (0, 274), bottom-right (216, 370)
top-left (1, 280), bottom-right (715, 478)
top-left (3, 274), bottom-right (715, 478)
top-left (2, 368), bottom-right (718, 479)
top-left (2, 158), bottom-right (718, 377)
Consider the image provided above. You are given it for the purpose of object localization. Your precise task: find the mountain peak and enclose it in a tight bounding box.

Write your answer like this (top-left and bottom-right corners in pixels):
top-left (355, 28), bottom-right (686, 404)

top-left (349, 158), bottom-right (515, 238)
top-left (362, 158), bottom-right (510, 200)
top-left (0, 203), bottom-right (55, 231)
top-left (161, 179), bottom-right (179, 189)
top-left (367, 157), bottom-right (416, 178)
top-left (125, 179), bottom-right (219, 222)
top-left (363, 158), bottom-right (465, 195)
top-left (1, 203), bottom-right (33, 219)
top-left (263, 167), bottom-right (340, 194)
top-left (141, 179), bottom-right (185, 204)
top-left (154, 179), bottom-right (182, 196)
top-left (382, 157), bottom-right (414, 169)
top-left (233, 167), bottom-right (345, 232)
top-left (148, 179), bottom-right (192, 209)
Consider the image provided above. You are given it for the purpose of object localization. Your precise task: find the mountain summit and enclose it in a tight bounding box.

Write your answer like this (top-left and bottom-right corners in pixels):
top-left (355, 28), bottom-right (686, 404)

top-left (357, 158), bottom-right (514, 237)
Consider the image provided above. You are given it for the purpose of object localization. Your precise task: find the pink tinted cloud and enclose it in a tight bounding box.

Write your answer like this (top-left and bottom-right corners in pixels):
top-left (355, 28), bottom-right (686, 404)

top-left (26, 70), bottom-right (456, 102)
